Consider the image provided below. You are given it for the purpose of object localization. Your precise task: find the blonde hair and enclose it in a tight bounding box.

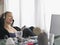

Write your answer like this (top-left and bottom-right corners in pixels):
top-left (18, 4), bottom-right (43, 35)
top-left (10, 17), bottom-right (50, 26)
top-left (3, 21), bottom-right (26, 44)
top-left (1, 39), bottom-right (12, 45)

top-left (33, 27), bottom-right (41, 36)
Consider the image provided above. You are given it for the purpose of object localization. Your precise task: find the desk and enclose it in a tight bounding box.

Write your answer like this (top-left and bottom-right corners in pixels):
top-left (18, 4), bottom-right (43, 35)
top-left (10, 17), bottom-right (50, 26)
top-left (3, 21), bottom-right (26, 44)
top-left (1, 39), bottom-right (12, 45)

top-left (0, 36), bottom-right (38, 45)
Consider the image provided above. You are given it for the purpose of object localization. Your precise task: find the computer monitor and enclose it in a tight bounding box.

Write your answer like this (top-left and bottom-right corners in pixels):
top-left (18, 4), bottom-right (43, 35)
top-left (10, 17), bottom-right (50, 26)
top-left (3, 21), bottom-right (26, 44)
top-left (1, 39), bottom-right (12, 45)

top-left (50, 15), bottom-right (60, 36)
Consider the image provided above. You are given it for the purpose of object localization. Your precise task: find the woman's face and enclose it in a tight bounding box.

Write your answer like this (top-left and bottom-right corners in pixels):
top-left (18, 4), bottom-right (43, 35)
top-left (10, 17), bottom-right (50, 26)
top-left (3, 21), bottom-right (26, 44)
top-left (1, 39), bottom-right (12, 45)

top-left (5, 12), bottom-right (13, 24)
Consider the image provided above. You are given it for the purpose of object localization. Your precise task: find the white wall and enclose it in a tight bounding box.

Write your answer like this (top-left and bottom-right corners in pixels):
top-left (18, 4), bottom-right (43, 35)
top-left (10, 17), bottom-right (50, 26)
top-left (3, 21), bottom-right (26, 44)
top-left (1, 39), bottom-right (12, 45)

top-left (21, 0), bottom-right (35, 27)
top-left (35, 0), bottom-right (47, 33)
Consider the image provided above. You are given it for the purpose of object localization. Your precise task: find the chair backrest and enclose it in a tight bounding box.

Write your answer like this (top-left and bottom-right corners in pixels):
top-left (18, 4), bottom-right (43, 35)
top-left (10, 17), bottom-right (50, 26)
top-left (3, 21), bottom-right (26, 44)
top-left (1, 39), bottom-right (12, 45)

top-left (50, 15), bottom-right (60, 36)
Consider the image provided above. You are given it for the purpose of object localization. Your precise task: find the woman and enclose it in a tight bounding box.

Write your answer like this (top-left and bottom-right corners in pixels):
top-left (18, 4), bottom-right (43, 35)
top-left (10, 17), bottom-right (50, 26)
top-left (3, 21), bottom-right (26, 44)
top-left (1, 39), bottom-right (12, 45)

top-left (37, 29), bottom-right (48, 45)
top-left (0, 11), bottom-right (17, 39)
